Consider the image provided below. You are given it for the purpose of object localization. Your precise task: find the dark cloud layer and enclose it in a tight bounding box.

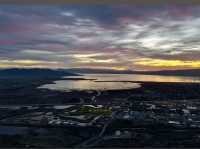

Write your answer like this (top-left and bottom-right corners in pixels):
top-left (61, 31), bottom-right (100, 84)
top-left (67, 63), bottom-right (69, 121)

top-left (0, 5), bottom-right (200, 70)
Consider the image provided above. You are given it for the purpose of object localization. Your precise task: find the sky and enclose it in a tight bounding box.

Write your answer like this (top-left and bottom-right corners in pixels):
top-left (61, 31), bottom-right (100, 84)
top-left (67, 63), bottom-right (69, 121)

top-left (0, 5), bottom-right (200, 71)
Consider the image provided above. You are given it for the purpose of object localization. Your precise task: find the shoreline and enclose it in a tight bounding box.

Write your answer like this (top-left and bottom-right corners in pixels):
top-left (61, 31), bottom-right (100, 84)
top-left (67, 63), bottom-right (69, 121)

top-left (1, 75), bottom-right (200, 147)
top-left (1, 75), bottom-right (200, 105)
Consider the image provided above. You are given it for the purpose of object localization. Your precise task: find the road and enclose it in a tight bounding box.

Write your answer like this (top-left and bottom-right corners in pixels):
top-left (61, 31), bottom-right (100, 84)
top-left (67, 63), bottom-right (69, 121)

top-left (76, 111), bottom-right (117, 148)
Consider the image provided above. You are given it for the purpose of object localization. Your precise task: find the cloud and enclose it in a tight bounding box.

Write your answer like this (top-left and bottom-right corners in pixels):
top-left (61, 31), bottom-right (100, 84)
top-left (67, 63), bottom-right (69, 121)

top-left (21, 49), bottom-right (55, 55)
top-left (134, 58), bottom-right (200, 69)
top-left (0, 59), bottom-right (60, 68)
top-left (61, 11), bottom-right (75, 17)
top-left (1, 5), bottom-right (200, 70)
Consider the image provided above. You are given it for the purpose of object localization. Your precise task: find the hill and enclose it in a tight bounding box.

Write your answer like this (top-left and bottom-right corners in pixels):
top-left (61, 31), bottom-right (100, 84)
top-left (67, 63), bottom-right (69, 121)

top-left (67, 68), bottom-right (200, 77)
top-left (0, 68), bottom-right (77, 78)
top-left (135, 69), bottom-right (200, 77)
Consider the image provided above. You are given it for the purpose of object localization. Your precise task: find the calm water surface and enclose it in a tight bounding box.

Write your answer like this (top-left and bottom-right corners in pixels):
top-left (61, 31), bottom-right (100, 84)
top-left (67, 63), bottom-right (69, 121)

top-left (38, 74), bottom-right (200, 92)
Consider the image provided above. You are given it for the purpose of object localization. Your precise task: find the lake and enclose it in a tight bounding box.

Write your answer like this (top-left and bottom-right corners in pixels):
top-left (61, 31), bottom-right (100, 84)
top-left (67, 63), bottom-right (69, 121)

top-left (38, 74), bottom-right (200, 92)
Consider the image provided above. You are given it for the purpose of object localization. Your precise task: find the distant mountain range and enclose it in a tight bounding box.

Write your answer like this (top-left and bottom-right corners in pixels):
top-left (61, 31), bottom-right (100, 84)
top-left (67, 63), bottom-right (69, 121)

top-left (0, 68), bottom-right (200, 77)
top-left (67, 68), bottom-right (200, 77)
top-left (135, 69), bottom-right (200, 77)
top-left (0, 68), bottom-right (77, 78)
top-left (66, 68), bottom-right (134, 74)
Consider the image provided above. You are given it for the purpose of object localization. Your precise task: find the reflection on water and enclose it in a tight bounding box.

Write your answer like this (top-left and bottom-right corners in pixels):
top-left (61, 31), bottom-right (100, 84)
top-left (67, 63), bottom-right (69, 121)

top-left (38, 74), bottom-right (200, 92)
top-left (39, 79), bottom-right (140, 91)
top-left (77, 74), bottom-right (200, 82)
